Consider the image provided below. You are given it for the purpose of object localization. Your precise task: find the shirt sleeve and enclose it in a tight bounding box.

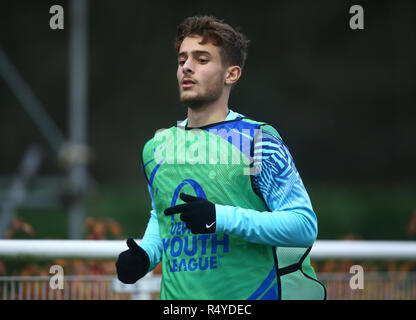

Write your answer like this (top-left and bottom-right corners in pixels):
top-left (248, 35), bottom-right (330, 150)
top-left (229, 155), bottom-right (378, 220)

top-left (215, 126), bottom-right (318, 248)
top-left (138, 184), bottom-right (163, 272)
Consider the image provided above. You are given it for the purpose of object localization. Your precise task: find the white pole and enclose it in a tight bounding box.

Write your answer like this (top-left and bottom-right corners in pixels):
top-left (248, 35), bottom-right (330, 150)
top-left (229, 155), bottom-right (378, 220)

top-left (0, 240), bottom-right (415, 260)
top-left (310, 240), bottom-right (416, 260)
top-left (68, 0), bottom-right (89, 239)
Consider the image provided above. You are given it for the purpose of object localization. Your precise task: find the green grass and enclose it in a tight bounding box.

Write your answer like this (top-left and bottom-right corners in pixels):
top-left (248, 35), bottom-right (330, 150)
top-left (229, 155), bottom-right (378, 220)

top-left (14, 182), bottom-right (416, 241)
top-left (86, 182), bottom-right (151, 238)
top-left (16, 182), bottom-right (151, 239)
top-left (308, 182), bottom-right (416, 240)
top-left (17, 208), bottom-right (67, 239)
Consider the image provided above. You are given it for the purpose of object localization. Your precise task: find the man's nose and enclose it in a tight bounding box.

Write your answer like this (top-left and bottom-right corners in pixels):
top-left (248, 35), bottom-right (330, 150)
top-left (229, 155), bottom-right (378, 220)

top-left (182, 59), bottom-right (194, 74)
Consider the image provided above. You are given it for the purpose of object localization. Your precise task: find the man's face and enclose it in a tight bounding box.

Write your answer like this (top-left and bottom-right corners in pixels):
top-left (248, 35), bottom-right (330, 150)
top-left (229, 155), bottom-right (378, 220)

top-left (177, 35), bottom-right (227, 108)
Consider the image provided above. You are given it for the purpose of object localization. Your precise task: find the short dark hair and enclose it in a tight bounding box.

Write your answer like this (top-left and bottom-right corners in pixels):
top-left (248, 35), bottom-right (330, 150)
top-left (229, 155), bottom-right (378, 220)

top-left (174, 15), bottom-right (250, 70)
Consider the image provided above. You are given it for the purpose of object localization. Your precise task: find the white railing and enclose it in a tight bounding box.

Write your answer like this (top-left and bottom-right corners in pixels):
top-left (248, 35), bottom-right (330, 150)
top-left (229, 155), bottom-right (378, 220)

top-left (319, 271), bottom-right (416, 300)
top-left (1, 272), bottom-right (416, 300)
top-left (0, 273), bottom-right (162, 300)
top-left (0, 239), bottom-right (415, 260)
top-left (1, 240), bottom-right (416, 300)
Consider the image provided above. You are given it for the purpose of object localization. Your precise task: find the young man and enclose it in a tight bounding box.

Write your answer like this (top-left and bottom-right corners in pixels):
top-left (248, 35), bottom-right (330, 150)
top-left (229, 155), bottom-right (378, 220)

top-left (116, 15), bottom-right (326, 300)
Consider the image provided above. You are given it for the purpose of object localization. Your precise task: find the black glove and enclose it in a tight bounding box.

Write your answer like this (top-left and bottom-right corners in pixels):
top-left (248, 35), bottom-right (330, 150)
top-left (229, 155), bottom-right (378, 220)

top-left (116, 238), bottom-right (150, 284)
top-left (164, 193), bottom-right (216, 234)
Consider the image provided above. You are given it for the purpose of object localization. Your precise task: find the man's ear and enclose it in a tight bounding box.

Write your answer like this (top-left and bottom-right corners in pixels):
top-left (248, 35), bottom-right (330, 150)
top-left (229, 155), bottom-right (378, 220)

top-left (224, 66), bottom-right (242, 85)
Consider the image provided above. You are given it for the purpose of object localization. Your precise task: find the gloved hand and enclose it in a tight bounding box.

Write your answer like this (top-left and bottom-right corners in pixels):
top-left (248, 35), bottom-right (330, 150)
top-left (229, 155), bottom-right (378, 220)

top-left (116, 238), bottom-right (150, 284)
top-left (164, 193), bottom-right (216, 234)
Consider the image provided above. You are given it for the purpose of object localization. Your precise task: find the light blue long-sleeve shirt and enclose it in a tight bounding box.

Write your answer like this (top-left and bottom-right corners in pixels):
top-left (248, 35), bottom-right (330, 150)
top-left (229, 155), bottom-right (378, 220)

top-left (139, 110), bottom-right (317, 272)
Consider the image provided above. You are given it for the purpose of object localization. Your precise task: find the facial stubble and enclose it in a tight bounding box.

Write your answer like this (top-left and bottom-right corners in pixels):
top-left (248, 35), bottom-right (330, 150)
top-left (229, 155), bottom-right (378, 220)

top-left (179, 76), bottom-right (225, 110)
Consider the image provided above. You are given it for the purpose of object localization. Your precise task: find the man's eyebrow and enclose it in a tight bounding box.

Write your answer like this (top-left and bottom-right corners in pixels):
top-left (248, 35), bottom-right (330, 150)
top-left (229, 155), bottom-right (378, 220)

top-left (178, 50), bottom-right (212, 58)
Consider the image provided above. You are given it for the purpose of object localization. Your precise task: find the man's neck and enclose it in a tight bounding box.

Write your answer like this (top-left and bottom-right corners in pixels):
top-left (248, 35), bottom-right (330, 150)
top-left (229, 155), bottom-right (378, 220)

top-left (187, 104), bottom-right (229, 128)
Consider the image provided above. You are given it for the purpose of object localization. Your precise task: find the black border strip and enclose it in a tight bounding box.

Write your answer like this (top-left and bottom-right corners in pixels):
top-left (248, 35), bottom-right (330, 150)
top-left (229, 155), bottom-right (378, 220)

top-left (300, 269), bottom-right (328, 300)
top-left (140, 136), bottom-right (153, 187)
top-left (276, 247), bottom-right (311, 276)
top-left (272, 247), bottom-right (282, 300)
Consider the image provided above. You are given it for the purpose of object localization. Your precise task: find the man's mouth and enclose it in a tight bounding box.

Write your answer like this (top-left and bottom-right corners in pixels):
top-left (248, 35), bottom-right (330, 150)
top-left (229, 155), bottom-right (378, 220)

top-left (182, 78), bottom-right (196, 89)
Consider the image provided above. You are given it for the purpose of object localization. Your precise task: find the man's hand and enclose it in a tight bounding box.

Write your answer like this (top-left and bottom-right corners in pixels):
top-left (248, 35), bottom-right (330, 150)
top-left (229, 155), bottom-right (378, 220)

top-left (164, 193), bottom-right (216, 234)
top-left (116, 238), bottom-right (150, 284)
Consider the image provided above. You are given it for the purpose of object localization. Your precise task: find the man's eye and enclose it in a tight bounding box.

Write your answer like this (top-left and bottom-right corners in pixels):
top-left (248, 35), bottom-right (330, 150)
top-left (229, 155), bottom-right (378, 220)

top-left (199, 59), bottom-right (208, 63)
